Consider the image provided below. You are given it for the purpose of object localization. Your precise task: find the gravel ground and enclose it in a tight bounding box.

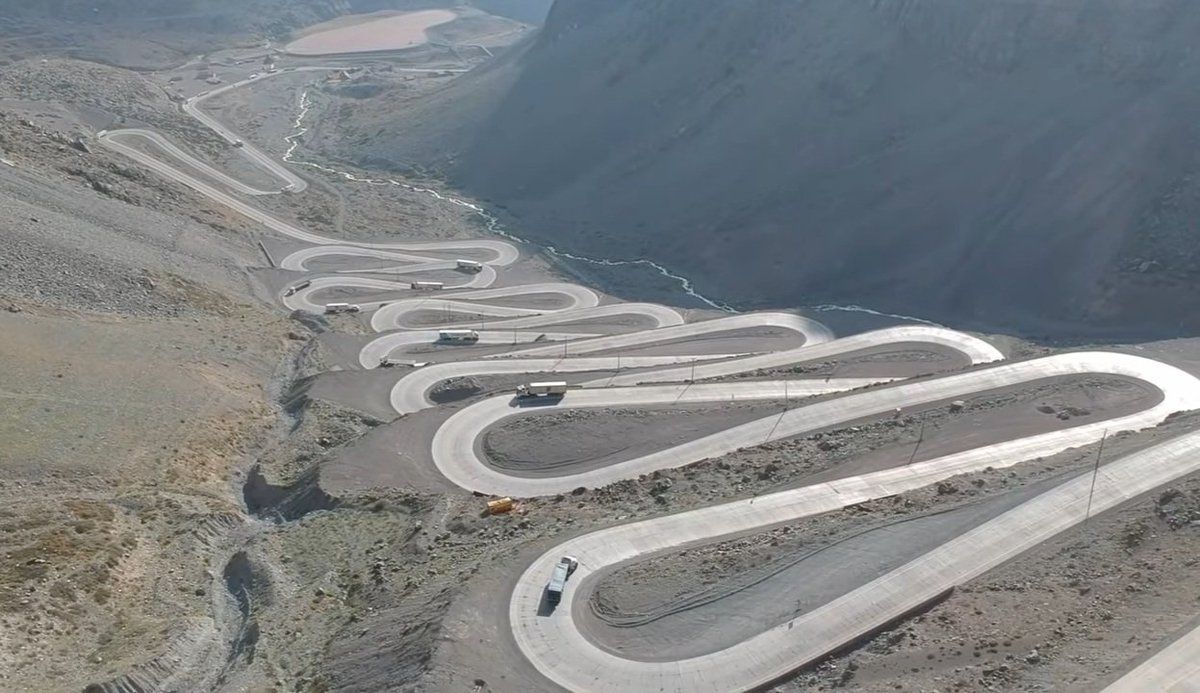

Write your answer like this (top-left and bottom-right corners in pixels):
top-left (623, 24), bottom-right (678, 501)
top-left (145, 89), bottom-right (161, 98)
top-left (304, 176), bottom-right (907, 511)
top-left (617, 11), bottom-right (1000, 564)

top-left (714, 342), bottom-right (972, 380)
top-left (484, 403), bottom-right (788, 476)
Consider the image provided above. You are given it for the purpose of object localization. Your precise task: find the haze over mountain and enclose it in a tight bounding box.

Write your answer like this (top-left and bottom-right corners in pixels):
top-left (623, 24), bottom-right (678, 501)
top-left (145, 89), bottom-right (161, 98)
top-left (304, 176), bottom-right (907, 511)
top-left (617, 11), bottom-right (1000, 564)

top-left (354, 0), bottom-right (1200, 340)
top-left (0, 0), bottom-right (551, 67)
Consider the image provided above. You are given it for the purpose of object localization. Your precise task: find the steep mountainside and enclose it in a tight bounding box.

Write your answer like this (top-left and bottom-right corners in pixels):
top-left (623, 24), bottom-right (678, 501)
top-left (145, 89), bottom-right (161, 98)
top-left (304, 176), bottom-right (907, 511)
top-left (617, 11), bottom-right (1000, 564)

top-left (357, 0), bottom-right (1200, 341)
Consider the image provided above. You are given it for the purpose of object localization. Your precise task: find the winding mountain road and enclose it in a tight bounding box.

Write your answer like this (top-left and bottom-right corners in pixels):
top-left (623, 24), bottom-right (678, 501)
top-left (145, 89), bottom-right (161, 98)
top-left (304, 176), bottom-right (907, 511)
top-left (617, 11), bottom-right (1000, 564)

top-left (434, 351), bottom-right (1197, 496)
top-left (513, 423), bottom-right (1200, 692)
top-left (95, 49), bottom-right (1200, 692)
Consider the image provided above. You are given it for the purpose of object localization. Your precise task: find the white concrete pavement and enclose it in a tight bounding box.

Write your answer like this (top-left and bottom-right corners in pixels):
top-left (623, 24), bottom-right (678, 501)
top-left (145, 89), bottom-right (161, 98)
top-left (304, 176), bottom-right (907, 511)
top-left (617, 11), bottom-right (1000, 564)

top-left (435, 352), bottom-right (1194, 496)
top-left (488, 311), bottom-right (834, 359)
top-left (386, 354), bottom-right (776, 415)
top-left (359, 330), bottom-right (602, 369)
top-left (1104, 623), bottom-right (1200, 692)
top-left (594, 324), bottom-right (1004, 386)
top-left (282, 271), bottom-right (500, 313)
top-left (98, 128), bottom-right (521, 264)
top-left (508, 353), bottom-right (1200, 692)
top-left (368, 283), bottom-right (604, 331)
top-left (101, 129), bottom-right (293, 195)
top-left (279, 245), bottom-right (483, 271)
top-left (381, 324), bottom-right (991, 417)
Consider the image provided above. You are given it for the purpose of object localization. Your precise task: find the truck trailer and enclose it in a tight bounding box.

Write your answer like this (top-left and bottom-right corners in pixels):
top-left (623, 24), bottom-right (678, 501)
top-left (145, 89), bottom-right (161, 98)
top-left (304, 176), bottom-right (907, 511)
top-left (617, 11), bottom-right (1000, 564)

top-left (283, 279), bottom-right (311, 297)
top-left (546, 555), bottom-right (579, 606)
top-left (324, 302), bottom-right (361, 314)
top-left (438, 329), bottom-right (480, 343)
top-left (455, 259), bottom-right (484, 272)
top-left (409, 281), bottom-right (444, 291)
top-left (517, 381), bottom-right (569, 397)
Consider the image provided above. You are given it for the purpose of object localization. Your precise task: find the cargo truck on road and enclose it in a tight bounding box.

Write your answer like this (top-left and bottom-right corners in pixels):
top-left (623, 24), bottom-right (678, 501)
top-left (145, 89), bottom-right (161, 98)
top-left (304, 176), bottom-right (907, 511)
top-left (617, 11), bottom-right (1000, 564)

top-left (456, 259), bottom-right (483, 272)
top-left (517, 381), bottom-right (569, 397)
top-left (283, 279), bottom-right (311, 297)
top-left (324, 302), bottom-right (361, 314)
top-left (546, 555), bottom-right (579, 606)
top-left (410, 281), bottom-right (444, 290)
top-left (378, 357), bottom-right (428, 368)
top-left (438, 329), bottom-right (480, 343)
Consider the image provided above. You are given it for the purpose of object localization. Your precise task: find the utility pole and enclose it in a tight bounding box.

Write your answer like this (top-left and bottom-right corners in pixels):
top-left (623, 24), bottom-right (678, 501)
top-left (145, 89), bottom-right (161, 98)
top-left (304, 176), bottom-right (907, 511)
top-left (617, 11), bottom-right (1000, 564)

top-left (906, 420), bottom-right (927, 466)
top-left (1083, 429), bottom-right (1108, 534)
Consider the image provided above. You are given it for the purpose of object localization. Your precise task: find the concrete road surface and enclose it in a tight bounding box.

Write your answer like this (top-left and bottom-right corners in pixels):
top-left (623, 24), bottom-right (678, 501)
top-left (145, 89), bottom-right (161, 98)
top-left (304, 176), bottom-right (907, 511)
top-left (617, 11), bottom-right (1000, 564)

top-left (507, 351), bottom-right (1200, 691)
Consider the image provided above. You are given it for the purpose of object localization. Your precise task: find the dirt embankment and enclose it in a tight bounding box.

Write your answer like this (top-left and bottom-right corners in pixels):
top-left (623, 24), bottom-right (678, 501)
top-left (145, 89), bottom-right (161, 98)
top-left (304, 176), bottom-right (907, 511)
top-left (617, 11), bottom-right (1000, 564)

top-left (484, 403), bottom-right (786, 476)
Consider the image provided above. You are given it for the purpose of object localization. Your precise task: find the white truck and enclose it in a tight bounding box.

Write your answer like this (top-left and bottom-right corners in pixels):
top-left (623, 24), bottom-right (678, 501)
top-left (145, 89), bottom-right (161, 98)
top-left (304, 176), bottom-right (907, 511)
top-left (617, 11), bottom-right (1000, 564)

top-left (546, 555), bottom-right (579, 606)
top-left (324, 302), bottom-right (361, 314)
top-left (410, 281), bottom-right (444, 291)
top-left (455, 259), bottom-right (484, 273)
top-left (517, 381), bottom-right (569, 397)
top-left (438, 329), bottom-right (480, 343)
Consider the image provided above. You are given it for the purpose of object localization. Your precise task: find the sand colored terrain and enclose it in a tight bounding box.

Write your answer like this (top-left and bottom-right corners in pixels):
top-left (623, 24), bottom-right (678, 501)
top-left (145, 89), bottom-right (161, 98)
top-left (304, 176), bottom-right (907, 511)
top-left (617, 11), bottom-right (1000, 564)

top-left (285, 10), bottom-right (457, 56)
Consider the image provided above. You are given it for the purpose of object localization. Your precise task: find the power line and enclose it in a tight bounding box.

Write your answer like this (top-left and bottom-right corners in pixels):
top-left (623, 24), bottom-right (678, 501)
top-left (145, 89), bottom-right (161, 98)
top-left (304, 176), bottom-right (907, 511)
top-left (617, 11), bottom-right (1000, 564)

top-left (1082, 429), bottom-right (1108, 533)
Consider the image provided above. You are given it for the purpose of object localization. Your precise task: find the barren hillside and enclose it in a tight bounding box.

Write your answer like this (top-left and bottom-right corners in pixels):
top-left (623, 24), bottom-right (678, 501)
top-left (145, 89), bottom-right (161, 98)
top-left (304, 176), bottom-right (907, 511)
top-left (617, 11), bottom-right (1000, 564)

top-left (0, 0), bottom-right (550, 68)
top-left (351, 0), bottom-right (1200, 341)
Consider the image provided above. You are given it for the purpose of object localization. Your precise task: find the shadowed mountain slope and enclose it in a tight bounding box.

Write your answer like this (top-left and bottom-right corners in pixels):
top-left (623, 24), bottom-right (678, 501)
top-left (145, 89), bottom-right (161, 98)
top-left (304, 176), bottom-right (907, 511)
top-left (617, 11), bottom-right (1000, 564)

top-left (355, 0), bottom-right (1200, 341)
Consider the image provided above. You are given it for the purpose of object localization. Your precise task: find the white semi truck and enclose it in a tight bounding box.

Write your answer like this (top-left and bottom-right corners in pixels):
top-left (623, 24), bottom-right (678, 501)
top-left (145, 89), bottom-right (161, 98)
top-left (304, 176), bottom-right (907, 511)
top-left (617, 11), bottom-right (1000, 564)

top-left (438, 329), bottom-right (480, 343)
top-left (324, 302), bottom-right (361, 314)
top-left (517, 381), bottom-right (569, 397)
top-left (455, 259), bottom-right (484, 272)
top-left (410, 281), bottom-right (444, 290)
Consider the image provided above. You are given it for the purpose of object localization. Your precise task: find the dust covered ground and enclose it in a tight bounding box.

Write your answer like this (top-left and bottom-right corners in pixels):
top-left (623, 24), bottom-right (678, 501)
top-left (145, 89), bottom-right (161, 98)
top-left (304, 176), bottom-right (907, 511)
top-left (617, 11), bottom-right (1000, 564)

top-left (0, 106), bottom-right (295, 689)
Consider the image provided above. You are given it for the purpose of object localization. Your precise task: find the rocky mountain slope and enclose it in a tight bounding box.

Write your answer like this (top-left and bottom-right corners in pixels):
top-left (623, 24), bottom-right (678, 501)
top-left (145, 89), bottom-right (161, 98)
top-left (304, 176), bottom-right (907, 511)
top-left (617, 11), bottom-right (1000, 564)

top-left (353, 0), bottom-right (1200, 341)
